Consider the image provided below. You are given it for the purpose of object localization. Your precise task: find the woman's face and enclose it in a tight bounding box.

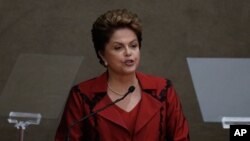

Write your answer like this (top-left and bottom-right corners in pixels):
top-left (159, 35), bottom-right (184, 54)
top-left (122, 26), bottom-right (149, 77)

top-left (100, 28), bottom-right (140, 75)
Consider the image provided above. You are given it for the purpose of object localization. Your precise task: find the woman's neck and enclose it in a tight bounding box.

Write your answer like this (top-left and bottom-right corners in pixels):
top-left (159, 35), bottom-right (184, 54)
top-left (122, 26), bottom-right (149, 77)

top-left (107, 71), bottom-right (138, 93)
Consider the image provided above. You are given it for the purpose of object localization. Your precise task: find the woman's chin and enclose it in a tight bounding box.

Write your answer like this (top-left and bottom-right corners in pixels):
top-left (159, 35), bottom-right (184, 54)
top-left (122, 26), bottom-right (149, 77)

top-left (121, 67), bottom-right (137, 74)
top-left (108, 64), bottom-right (138, 75)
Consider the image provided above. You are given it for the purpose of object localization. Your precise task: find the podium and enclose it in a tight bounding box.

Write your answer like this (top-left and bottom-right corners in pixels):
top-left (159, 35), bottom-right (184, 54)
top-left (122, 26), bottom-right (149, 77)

top-left (187, 58), bottom-right (250, 129)
top-left (222, 117), bottom-right (250, 129)
top-left (8, 112), bottom-right (41, 141)
top-left (0, 53), bottom-right (83, 140)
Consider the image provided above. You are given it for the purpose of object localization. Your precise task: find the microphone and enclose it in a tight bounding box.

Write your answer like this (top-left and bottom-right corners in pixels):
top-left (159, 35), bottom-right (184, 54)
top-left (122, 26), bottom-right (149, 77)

top-left (67, 86), bottom-right (135, 141)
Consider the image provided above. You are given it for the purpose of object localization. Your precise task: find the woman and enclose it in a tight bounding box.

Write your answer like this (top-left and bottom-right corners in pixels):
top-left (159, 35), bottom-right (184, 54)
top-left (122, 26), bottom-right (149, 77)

top-left (55, 9), bottom-right (189, 141)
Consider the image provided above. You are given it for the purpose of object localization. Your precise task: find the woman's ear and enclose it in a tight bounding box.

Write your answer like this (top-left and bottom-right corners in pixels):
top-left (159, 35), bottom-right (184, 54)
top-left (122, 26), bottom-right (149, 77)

top-left (98, 51), bottom-right (105, 61)
top-left (98, 51), bottom-right (108, 66)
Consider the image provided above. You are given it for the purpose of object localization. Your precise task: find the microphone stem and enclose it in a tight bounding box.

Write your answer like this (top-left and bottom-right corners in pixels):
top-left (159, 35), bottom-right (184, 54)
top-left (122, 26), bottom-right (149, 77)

top-left (67, 90), bottom-right (131, 141)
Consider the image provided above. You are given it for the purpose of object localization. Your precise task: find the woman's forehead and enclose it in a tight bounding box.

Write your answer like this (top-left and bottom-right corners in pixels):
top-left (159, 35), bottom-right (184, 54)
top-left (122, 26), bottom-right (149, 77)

top-left (109, 28), bottom-right (138, 43)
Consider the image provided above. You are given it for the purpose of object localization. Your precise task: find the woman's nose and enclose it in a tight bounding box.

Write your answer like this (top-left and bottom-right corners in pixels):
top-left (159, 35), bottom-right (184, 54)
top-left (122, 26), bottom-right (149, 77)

top-left (124, 47), bottom-right (132, 56)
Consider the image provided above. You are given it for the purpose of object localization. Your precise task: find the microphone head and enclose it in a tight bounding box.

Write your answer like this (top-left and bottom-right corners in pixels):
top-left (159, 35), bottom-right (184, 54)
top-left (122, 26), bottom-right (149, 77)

top-left (128, 86), bottom-right (135, 93)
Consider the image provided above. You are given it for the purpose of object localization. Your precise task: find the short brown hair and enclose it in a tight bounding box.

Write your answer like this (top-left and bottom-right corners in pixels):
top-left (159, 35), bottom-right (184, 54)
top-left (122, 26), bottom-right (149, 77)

top-left (91, 9), bottom-right (142, 67)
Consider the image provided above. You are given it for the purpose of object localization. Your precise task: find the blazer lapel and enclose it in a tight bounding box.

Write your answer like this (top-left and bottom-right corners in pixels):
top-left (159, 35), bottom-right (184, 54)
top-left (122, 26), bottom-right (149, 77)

top-left (134, 91), bottom-right (162, 134)
top-left (93, 95), bottom-right (128, 130)
top-left (90, 71), bottom-right (163, 133)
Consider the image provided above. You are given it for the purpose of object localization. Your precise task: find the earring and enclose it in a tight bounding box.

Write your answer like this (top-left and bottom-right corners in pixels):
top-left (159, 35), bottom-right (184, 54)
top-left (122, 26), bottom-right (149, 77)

top-left (104, 62), bottom-right (108, 67)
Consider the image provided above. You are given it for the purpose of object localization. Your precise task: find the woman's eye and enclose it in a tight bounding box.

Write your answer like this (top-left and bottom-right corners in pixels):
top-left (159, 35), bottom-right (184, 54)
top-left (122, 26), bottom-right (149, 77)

top-left (114, 46), bottom-right (122, 50)
top-left (131, 44), bottom-right (138, 48)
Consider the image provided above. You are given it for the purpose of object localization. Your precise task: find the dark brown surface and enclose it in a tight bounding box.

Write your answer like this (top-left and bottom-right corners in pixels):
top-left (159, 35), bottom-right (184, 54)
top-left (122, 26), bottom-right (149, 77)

top-left (0, 0), bottom-right (250, 140)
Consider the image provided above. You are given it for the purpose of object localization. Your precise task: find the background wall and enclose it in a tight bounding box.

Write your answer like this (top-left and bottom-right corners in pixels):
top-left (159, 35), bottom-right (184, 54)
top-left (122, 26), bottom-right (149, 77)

top-left (0, 0), bottom-right (250, 140)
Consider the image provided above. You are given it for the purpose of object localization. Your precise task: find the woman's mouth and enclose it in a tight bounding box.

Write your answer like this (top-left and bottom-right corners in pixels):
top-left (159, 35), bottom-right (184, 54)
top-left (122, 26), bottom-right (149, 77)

top-left (124, 60), bottom-right (135, 66)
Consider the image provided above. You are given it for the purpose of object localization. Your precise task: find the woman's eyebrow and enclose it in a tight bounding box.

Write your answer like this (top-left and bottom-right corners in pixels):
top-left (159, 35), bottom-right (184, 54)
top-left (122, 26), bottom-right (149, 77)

top-left (128, 40), bottom-right (139, 46)
top-left (130, 39), bottom-right (138, 43)
top-left (112, 42), bottom-right (123, 45)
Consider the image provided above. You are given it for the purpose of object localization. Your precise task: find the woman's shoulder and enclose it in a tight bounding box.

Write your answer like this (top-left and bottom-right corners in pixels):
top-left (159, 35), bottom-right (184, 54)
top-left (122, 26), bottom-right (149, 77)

top-left (77, 77), bottom-right (99, 87)
top-left (136, 71), bottom-right (172, 88)
top-left (72, 72), bottom-right (107, 94)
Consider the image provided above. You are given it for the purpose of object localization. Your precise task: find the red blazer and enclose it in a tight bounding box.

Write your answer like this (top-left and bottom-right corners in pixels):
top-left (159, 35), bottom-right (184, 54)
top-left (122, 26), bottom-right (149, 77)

top-left (55, 72), bottom-right (189, 141)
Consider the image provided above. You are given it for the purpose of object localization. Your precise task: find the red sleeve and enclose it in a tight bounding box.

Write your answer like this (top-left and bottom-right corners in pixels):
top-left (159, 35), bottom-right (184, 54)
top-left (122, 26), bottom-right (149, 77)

top-left (55, 86), bottom-right (85, 141)
top-left (165, 84), bottom-right (190, 141)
